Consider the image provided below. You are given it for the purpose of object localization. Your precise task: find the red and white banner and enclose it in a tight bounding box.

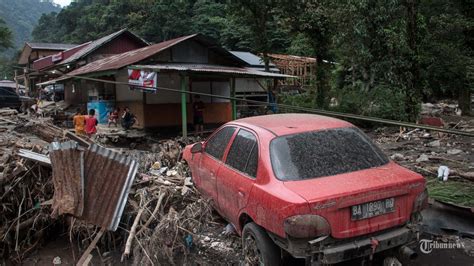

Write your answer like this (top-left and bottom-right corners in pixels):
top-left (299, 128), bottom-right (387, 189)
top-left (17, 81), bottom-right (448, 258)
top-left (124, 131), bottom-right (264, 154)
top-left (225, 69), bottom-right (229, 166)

top-left (127, 69), bottom-right (157, 92)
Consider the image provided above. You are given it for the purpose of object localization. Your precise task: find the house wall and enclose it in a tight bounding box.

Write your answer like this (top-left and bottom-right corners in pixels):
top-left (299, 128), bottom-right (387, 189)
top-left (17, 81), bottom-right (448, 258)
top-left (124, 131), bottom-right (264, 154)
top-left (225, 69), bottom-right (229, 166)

top-left (89, 34), bottom-right (147, 62)
top-left (171, 40), bottom-right (208, 63)
top-left (64, 79), bottom-right (88, 105)
top-left (235, 78), bottom-right (266, 93)
top-left (115, 69), bottom-right (145, 128)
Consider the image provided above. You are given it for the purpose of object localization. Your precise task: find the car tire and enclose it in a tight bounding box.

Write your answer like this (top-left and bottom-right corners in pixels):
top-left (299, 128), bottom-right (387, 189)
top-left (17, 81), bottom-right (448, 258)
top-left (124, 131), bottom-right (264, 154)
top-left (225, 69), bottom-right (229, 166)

top-left (242, 222), bottom-right (281, 266)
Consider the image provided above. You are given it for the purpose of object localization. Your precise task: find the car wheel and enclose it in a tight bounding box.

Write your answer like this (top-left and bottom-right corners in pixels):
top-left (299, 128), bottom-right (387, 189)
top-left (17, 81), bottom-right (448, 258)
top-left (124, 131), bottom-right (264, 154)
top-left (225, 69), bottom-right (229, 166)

top-left (242, 222), bottom-right (281, 266)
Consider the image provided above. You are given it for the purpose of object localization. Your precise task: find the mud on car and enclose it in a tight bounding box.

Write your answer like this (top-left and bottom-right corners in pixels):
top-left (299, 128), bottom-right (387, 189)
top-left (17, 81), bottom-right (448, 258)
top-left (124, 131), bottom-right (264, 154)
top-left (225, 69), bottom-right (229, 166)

top-left (183, 114), bottom-right (427, 265)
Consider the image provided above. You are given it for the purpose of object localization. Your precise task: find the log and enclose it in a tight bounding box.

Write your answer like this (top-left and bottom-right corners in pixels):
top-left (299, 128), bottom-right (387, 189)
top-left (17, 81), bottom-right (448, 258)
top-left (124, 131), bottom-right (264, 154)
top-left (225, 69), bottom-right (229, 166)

top-left (122, 208), bottom-right (144, 261)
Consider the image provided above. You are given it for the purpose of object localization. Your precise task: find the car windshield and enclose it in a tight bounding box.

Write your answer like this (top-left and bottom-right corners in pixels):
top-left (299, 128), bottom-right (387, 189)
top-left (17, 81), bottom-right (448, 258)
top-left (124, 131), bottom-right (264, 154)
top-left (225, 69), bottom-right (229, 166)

top-left (270, 127), bottom-right (389, 181)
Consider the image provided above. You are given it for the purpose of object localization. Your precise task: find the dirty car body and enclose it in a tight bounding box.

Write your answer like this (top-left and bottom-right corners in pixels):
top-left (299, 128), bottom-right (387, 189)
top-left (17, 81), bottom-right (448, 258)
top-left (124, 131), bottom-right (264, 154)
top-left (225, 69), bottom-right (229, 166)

top-left (183, 114), bottom-right (427, 264)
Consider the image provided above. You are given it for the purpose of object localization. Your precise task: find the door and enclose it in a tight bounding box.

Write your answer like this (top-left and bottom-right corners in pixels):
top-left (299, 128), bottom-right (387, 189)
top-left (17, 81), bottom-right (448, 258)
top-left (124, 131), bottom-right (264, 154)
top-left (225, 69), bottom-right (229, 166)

top-left (198, 126), bottom-right (236, 201)
top-left (217, 128), bottom-right (259, 226)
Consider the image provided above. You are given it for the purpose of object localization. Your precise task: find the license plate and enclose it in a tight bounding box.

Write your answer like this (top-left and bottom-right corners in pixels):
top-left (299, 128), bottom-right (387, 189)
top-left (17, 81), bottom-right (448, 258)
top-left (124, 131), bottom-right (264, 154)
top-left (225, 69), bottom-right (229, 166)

top-left (351, 198), bottom-right (395, 220)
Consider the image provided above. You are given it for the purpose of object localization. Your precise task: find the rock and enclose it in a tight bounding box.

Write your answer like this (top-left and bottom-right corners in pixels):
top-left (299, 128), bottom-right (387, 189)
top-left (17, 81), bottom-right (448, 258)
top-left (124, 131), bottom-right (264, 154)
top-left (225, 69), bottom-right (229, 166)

top-left (52, 256), bottom-right (61, 265)
top-left (416, 154), bottom-right (429, 162)
top-left (428, 140), bottom-right (441, 147)
top-left (447, 149), bottom-right (462, 155)
top-left (390, 153), bottom-right (404, 161)
top-left (203, 236), bottom-right (211, 242)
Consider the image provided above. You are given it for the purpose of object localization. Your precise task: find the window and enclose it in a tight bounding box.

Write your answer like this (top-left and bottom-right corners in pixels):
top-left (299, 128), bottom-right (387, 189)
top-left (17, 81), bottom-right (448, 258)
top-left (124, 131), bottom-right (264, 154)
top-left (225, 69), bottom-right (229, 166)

top-left (205, 126), bottom-right (236, 160)
top-left (270, 127), bottom-right (389, 181)
top-left (226, 129), bottom-right (258, 178)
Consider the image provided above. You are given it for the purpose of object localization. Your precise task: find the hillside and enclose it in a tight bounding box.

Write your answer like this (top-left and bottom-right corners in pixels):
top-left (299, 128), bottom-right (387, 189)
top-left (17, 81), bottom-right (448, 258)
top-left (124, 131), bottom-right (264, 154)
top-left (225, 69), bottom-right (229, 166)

top-left (0, 0), bottom-right (60, 57)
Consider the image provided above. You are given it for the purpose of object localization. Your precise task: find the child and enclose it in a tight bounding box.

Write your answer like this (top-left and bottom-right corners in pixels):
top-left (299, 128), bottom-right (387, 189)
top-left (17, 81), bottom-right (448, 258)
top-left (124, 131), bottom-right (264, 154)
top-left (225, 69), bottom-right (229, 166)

top-left (73, 108), bottom-right (86, 136)
top-left (85, 109), bottom-right (98, 137)
top-left (108, 108), bottom-right (119, 127)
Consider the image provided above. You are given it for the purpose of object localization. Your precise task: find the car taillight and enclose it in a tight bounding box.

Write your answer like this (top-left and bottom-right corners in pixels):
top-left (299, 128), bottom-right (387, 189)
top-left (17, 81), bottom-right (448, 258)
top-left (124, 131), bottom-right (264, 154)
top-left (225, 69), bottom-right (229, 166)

top-left (413, 189), bottom-right (428, 212)
top-left (284, 215), bottom-right (330, 238)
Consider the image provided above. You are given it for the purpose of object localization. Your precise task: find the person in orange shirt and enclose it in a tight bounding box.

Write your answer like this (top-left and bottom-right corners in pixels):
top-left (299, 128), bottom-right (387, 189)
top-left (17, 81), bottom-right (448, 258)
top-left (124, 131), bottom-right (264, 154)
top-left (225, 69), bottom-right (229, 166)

top-left (73, 108), bottom-right (86, 136)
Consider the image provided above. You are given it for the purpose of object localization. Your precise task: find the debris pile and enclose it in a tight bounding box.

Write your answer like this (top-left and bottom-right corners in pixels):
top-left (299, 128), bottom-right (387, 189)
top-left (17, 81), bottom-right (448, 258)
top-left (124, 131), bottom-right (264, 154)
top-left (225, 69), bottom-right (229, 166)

top-left (371, 115), bottom-right (474, 207)
top-left (0, 108), bottom-right (239, 264)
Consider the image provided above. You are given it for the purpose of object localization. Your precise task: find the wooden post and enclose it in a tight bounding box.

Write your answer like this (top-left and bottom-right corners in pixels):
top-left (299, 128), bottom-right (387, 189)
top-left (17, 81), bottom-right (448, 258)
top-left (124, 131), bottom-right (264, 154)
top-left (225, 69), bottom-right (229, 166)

top-left (14, 70), bottom-right (19, 95)
top-left (180, 74), bottom-right (187, 137)
top-left (230, 77), bottom-right (236, 120)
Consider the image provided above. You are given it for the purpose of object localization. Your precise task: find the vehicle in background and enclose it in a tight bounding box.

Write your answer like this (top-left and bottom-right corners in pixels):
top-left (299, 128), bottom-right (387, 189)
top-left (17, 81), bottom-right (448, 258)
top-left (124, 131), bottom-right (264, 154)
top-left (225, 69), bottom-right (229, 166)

top-left (0, 86), bottom-right (22, 110)
top-left (183, 114), bottom-right (427, 265)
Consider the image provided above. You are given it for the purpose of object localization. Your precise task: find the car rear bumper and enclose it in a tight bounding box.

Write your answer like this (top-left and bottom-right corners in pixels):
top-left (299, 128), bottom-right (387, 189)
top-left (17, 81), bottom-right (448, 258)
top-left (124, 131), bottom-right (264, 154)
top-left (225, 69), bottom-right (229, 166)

top-left (319, 227), bottom-right (414, 264)
top-left (269, 225), bottom-right (418, 264)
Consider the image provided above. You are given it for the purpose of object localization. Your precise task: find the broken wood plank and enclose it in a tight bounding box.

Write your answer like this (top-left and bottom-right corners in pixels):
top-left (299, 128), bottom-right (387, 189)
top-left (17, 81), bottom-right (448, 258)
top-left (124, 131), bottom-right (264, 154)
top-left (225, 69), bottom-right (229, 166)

top-left (76, 229), bottom-right (105, 266)
top-left (17, 149), bottom-right (51, 166)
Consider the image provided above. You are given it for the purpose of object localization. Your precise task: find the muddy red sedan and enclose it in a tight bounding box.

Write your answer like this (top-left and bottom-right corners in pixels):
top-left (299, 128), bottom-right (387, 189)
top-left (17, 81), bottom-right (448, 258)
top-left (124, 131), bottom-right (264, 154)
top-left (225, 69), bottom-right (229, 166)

top-left (183, 114), bottom-right (427, 265)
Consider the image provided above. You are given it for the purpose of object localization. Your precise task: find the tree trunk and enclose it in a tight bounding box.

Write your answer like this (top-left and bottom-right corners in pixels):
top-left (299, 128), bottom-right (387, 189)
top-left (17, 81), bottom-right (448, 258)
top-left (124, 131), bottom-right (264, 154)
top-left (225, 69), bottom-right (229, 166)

top-left (404, 0), bottom-right (421, 122)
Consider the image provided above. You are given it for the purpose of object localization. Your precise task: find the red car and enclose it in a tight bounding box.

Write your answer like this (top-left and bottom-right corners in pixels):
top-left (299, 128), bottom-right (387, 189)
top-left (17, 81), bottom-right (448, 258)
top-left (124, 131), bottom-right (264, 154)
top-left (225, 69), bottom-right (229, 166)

top-left (183, 114), bottom-right (427, 265)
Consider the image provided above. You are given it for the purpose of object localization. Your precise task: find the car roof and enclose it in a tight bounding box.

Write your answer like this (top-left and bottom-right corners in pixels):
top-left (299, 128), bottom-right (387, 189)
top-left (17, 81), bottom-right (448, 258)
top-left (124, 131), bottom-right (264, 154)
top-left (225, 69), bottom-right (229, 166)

top-left (232, 113), bottom-right (353, 136)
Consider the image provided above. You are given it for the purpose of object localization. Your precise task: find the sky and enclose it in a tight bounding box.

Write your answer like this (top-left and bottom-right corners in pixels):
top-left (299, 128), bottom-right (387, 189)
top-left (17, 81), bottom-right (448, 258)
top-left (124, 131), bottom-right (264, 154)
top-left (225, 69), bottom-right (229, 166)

top-left (54, 0), bottom-right (72, 7)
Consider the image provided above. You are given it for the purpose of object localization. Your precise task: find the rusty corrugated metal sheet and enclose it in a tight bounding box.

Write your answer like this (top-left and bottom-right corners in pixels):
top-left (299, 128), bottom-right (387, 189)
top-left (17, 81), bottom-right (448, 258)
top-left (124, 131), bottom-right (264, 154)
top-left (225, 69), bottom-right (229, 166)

top-left (63, 34), bottom-right (197, 78)
top-left (80, 144), bottom-right (138, 231)
top-left (131, 63), bottom-right (295, 78)
top-left (49, 141), bottom-right (84, 218)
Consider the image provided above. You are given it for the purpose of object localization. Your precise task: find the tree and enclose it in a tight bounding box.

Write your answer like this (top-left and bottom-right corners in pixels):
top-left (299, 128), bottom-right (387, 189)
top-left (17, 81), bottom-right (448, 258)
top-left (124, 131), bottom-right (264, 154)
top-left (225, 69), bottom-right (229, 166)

top-left (0, 18), bottom-right (12, 51)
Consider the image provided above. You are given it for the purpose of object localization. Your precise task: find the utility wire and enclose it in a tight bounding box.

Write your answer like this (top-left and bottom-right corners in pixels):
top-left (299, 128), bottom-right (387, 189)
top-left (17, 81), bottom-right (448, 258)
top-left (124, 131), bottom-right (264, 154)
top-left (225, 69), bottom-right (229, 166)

top-left (11, 66), bottom-right (474, 137)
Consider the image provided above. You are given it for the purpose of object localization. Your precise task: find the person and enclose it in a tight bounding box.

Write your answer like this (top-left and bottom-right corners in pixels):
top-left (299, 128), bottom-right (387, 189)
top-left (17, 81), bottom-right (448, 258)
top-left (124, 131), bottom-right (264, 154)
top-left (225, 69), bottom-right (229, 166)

top-left (84, 109), bottom-right (98, 137)
top-left (73, 108), bottom-right (86, 136)
top-left (193, 95), bottom-right (205, 135)
top-left (108, 107), bottom-right (120, 127)
top-left (121, 107), bottom-right (136, 130)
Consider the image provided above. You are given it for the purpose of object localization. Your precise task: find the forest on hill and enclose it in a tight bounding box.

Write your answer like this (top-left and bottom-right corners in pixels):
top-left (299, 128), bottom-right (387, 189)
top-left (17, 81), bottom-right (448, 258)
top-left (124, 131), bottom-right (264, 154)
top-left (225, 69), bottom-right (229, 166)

top-left (2, 0), bottom-right (473, 119)
top-left (0, 0), bottom-right (60, 56)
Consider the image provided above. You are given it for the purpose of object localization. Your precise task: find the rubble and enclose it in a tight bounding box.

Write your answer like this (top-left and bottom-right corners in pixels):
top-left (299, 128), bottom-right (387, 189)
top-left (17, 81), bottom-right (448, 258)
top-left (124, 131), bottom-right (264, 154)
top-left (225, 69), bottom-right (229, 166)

top-left (0, 107), bottom-right (238, 264)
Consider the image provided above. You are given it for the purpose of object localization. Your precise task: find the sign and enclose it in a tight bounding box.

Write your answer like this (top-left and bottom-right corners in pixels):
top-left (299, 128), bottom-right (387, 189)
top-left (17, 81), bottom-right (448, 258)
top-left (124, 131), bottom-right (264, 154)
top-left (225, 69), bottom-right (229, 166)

top-left (128, 69), bottom-right (157, 93)
top-left (52, 52), bottom-right (63, 62)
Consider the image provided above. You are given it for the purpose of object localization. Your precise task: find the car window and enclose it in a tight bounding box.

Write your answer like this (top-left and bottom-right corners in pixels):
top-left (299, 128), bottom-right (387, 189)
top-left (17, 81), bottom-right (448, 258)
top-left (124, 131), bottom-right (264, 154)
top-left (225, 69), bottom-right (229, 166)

top-left (270, 127), bottom-right (389, 181)
top-left (205, 126), bottom-right (236, 160)
top-left (226, 129), bottom-right (258, 178)
top-left (0, 87), bottom-right (17, 96)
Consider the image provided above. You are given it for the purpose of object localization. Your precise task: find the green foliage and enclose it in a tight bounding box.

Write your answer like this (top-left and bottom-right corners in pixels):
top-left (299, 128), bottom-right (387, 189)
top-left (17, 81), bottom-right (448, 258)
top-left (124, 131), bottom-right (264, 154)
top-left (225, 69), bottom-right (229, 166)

top-left (0, 18), bottom-right (12, 51)
top-left (0, 0), bottom-right (60, 56)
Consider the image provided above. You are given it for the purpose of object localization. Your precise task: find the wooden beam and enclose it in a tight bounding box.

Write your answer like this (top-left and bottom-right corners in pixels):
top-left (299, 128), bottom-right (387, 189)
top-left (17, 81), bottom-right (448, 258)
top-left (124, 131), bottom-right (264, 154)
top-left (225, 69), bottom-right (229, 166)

top-left (180, 74), bottom-right (188, 137)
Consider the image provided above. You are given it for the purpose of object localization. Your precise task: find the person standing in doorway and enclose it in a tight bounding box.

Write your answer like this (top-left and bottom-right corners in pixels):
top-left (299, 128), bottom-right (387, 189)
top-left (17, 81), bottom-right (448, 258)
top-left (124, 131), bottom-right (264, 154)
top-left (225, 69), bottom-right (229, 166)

top-left (85, 109), bottom-right (98, 137)
top-left (193, 95), bottom-right (205, 136)
top-left (73, 108), bottom-right (86, 136)
top-left (121, 107), bottom-right (136, 130)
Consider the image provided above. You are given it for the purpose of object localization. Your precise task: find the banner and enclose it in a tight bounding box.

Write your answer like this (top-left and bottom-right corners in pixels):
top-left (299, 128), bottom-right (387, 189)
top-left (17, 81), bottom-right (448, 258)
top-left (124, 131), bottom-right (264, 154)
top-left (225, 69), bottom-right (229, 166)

top-left (128, 69), bottom-right (157, 93)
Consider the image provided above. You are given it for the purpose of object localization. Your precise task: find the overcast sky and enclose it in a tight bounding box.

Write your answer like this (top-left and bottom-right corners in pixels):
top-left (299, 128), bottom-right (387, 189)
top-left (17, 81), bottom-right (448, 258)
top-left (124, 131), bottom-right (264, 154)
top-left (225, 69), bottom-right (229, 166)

top-left (54, 0), bottom-right (72, 7)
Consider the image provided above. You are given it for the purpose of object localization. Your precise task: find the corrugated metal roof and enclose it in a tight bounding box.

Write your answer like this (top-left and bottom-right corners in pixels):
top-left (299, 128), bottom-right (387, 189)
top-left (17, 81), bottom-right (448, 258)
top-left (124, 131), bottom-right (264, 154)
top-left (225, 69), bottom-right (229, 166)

top-left (81, 144), bottom-right (138, 231)
top-left (49, 141), bottom-right (85, 217)
top-left (64, 34), bottom-right (198, 77)
top-left (131, 63), bottom-right (295, 78)
top-left (33, 42), bottom-right (91, 71)
top-left (230, 51), bottom-right (276, 67)
top-left (27, 42), bottom-right (78, 50)
top-left (60, 29), bottom-right (149, 65)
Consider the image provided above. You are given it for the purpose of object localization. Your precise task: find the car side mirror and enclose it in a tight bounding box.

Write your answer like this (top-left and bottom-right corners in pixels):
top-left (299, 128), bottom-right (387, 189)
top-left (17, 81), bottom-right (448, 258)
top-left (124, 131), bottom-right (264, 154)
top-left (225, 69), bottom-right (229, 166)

top-left (191, 142), bottom-right (203, 153)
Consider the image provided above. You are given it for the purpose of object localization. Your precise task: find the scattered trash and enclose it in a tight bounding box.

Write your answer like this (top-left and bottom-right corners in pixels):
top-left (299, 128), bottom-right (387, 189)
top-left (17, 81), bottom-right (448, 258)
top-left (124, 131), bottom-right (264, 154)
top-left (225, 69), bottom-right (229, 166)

top-left (438, 166), bottom-right (450, 182)
top-left (52, 256), bottom-right (61, 265)
top-left (390, 153), bottom-right (404, 161)
top-left (428, 140), bottom-right (441, 147)
top-left (416, 154), bottom-right (430, 162)
top-left (222, 223), bottom-right (236, 236)
top-left (447, 149), bottom-right (463, 155)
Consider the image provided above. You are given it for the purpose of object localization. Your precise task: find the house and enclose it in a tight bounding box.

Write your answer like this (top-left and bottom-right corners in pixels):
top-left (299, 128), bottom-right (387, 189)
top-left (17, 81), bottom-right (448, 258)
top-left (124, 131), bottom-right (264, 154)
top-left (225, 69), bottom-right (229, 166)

top-left (16, 42), bottom-right (78, 92)
top-left (33, 29), bottom-right (149, 101)
top-left (266, 53), bottom-right (317, 92)
top-left (59, 34), bottom-right (291, 135)
top-left (230, 51), bottom-right (280, 116)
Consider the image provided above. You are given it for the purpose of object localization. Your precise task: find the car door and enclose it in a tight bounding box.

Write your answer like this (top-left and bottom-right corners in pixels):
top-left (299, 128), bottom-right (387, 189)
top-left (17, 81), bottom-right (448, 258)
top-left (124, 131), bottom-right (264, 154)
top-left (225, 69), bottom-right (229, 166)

top-left (197, 126), bottom-right (236, 202)
top-left (216, 128), bottom-right (259, 226)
